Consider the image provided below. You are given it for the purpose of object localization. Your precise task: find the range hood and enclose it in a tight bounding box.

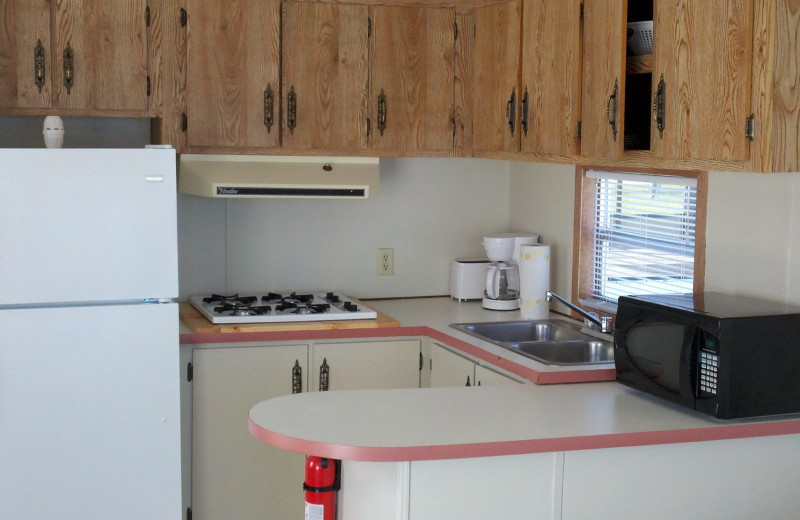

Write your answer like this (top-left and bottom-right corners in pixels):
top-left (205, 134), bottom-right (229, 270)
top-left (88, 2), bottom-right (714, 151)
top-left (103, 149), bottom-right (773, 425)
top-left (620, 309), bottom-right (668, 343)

top-left (178, 155), bottom-right (379, 199)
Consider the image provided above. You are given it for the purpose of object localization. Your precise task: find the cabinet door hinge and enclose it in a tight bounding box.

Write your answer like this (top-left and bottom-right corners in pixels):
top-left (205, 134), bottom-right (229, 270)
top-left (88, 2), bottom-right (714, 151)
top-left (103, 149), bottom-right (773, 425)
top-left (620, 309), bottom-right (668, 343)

top-left (577, 120), bottom-right (582, 139)
top-left (181, 113), bottom-right (188, 132)
top-left (146, 76), bottom-right (151, 97)
top-left (186, 361), bottom-right (193, 382)
top-left (186, 507), bottom-right (192, 520)
top-left (180, 7), bottom-right (187, 28)
top-left (745, 114), bottom-right (756, 141)
top-left (145, 6), bottom-right (151, 27)
top-left (367, 18), bottom-right (372, 38)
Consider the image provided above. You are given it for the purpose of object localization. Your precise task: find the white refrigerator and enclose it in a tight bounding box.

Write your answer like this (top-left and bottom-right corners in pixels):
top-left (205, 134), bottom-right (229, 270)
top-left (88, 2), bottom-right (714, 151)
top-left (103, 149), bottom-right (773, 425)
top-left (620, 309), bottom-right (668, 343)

top-left (0, 149), bottom-right (182, 519)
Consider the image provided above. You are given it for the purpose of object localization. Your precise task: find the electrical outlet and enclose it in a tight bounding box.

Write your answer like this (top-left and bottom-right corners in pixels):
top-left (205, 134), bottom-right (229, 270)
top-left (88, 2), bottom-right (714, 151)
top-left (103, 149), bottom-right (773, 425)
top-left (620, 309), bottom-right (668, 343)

top-left (378, 248), bottom-right (394, 276)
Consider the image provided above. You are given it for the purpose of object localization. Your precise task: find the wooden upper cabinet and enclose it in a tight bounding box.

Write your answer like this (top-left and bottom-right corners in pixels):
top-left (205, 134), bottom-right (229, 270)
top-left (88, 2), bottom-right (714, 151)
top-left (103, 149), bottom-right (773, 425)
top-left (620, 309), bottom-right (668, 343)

top-left (0, 0), bottom-right (51, 108)
top-left (520, 0), bottom-right (582, 156)
top-left (281, 1), bottom-right (369, 151)
top-left (369, 6), bottom-right (455, 153)
top-left (186, 0), bottom-right (280, 149)
top-left (0, 0), bottom-right (149, 112)
top-left (580, 0), bottom-right (628, 160)
top-left (471, 1), bottom-right (521, 154)
top-left (651, 0), bottom-right (754, 162)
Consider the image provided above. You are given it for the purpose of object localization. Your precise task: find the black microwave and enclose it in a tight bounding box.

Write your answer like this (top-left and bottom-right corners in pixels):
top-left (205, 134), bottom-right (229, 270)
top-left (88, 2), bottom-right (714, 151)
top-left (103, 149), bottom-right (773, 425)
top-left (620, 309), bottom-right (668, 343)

top-left (614, 292), bottom-right (800, 419)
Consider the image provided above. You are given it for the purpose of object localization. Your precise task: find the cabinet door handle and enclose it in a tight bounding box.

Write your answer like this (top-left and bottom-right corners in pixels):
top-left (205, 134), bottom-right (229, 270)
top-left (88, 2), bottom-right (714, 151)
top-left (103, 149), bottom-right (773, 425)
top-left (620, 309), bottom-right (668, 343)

top-left (465, 375), bottom-right (471, 387)
top-left (34, 39), bottom-right (45, 92)
top-left (377, 89), bottom-right (387, 136)
top-left (63, 42), bottom-right (74, 95)
top-left (520, 87), bottom-right (529, 137)
top-left (264, 84), bottom-right (274, 133)
top-left (319, 357), bottom-right (329, 391)
top-left (605, 79), bottom-right (618, 141)
top-left (287, 86), bottom-right (297, 134)
top-left (652, 74), bottom-right (665, 139)
top-left (506, 88), bottom-right (516, 136)
top-left (291, 359), bottom-right (302, 394)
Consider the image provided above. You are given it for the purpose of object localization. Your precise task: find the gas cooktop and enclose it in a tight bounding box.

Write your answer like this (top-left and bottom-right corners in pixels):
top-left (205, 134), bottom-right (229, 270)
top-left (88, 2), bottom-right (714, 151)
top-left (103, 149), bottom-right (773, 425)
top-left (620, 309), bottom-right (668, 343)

top-left (189, 292), bottom-right (378, 324)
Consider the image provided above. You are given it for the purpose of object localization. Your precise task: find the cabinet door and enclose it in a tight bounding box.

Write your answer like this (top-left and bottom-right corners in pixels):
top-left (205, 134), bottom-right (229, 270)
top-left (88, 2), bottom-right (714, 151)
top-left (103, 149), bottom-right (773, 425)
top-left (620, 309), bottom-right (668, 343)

top-left (282, 1), bottom-right (369, 151)
top-left (580, 0), bottom-right (628, 160)
top-left (430, 343), bottom-right (475, 388)
top-left (475, 364), bottom-right (521, 386)
top-left (51, 0), bottom-right (149, 111)
top-left (471, 1), bottom-right (521, 154)
top-left (0, 0), bottom-right (51, 108)
top-left (192, 345), bottom-right (308, 520)
top-left (520, 0), bottom-right (582, 156)
top-left (369, 6), bottom-right (455, 152)
top-left (186, 0), bottom-right (280, 148)
top-left (311, 340), bottom-right (421, 391)
top-left (651, 0), bottom-right (754, 161)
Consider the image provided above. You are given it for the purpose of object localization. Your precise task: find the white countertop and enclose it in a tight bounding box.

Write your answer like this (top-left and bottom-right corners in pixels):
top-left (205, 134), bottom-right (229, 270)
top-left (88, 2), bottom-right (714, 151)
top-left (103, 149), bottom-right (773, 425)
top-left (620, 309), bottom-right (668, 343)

top-left (249, 378), bottom-right (800, 462)
top-left (180, 296), bottom-right (617, 383)
top-left (207, 296), bottom-right (800, 461)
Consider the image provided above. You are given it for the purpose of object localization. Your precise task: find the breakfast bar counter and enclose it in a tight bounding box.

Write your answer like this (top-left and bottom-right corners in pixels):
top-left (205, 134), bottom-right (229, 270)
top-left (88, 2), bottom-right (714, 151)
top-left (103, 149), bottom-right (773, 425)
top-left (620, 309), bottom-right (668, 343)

top-left (249, 381), bottom-right (800, 519)
top-left (248, 382), bottom-right (800, 462)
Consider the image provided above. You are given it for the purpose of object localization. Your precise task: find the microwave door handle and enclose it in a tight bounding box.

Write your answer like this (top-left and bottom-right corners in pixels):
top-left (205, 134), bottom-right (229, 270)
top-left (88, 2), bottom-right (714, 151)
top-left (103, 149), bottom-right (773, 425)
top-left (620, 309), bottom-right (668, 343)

top-left (678, 326), bottom-right (699, 400)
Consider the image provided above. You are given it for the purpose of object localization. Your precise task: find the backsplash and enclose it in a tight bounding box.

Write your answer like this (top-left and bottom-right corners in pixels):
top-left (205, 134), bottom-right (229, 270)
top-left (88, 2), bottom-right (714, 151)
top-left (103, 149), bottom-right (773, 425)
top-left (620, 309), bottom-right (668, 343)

top-left (178, 157), bottom-right (512, 300)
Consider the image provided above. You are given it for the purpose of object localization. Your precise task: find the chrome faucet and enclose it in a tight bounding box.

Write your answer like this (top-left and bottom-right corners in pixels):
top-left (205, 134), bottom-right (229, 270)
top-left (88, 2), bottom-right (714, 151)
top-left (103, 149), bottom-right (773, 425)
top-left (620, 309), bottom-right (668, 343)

top-left (545, 291), bottom-right (613, 334)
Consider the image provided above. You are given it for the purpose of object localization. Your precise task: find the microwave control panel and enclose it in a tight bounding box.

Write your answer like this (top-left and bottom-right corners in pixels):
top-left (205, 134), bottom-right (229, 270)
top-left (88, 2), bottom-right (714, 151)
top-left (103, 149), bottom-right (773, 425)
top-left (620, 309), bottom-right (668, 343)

top-left (699, 350), bottom-right (719, 396)
top-left (697, 331), bottom-right (719, 397)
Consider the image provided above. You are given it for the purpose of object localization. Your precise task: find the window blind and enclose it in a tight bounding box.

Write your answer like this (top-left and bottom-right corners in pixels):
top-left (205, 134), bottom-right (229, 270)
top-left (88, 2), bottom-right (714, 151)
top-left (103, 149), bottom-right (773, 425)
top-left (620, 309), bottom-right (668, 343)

top-left (588, 170), bottom-right (697, 303)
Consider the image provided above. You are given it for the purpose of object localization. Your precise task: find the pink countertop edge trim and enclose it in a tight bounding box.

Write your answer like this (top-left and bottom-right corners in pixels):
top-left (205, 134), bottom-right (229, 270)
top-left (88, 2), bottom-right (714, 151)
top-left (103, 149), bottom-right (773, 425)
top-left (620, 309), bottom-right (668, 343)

top-left (248, 416), bottom-right (800, 462)
top-left (181, 326), bottom-right (617, 385)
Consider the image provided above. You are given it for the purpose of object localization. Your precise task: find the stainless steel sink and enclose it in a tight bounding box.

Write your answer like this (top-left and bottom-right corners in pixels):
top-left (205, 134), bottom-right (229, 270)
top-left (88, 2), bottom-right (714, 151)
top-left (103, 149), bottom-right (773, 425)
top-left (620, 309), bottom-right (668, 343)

top-left (450, 320), bottom-right (614, 366)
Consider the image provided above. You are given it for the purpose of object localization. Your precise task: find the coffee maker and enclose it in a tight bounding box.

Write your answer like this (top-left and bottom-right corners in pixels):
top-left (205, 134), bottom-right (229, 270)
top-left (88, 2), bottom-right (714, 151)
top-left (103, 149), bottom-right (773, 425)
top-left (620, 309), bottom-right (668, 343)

top-left (482, 233), bottom-right (539, 310)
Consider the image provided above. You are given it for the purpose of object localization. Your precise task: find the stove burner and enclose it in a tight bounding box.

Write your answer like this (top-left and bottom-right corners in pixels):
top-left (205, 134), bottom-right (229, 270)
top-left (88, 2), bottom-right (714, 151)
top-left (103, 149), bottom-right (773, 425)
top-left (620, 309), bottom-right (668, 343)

top-left (214, 301), bottom-right (272, 316)
top-left (275, 301), bottom-right (330, 314)
top-left (203, 293), bottom-right (259, 305)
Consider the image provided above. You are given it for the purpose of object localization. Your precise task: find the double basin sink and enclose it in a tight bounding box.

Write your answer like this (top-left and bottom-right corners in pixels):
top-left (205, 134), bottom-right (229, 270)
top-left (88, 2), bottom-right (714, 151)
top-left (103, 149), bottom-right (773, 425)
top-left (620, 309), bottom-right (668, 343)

top-left (450, 319), bottom-right (614, 366)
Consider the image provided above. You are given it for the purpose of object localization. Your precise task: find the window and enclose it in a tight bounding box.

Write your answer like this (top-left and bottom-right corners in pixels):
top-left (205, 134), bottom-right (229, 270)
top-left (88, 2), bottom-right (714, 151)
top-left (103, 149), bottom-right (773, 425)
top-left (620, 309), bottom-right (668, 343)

top-left (573, 166), bottom-right (707, 314)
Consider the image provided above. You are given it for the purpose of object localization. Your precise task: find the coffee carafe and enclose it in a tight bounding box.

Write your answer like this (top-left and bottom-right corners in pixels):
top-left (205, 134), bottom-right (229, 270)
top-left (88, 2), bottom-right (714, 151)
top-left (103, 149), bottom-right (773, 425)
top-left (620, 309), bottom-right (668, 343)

top-left (481, 233), bottom-right (539, 310)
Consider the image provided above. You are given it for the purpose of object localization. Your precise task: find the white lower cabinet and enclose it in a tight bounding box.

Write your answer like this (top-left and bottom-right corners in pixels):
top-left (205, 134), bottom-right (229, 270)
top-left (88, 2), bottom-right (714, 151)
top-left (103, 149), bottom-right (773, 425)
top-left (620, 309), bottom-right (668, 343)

top-left (561, 434), bottom-right (800, 520)
top-left (189, 338), bottom-right (421, 520)
top-left (337, 453), bottom-right (564, 520)
top-left (191, 344), bottom-right (308, 520)
top-left (430, 342), bottom-right (476, 387)
top-left (311, 340), bottom-right (422, 391)
top-left (475, 363), bottom-right (521, 386)
top-left (409, 453), bottom-right (563, 520)
top-left (430, 342), bottom-right (521, 387)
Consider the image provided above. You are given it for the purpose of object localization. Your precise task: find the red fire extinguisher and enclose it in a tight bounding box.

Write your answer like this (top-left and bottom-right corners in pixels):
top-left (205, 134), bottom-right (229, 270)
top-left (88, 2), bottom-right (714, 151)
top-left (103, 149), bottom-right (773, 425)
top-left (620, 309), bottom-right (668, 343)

top-left (304, 456), bottom-right (341, 520)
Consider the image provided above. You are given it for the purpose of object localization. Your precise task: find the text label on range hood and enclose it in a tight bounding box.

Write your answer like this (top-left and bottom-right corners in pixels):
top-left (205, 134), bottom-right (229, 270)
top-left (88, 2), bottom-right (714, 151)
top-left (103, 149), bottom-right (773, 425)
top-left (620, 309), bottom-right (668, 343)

top-left (178, 155), bottom-right (379, 199)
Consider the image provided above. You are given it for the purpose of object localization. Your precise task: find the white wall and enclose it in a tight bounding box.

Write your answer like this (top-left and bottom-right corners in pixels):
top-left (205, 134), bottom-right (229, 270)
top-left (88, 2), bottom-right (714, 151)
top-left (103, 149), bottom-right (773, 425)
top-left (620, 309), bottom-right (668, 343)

top-left (508, 162), bottom-right (800, 308)
top-left (177, 157), bottom-right (511, 299)
top-left (508, 162), bottom-right (576, 314)
top-left (705, 170), bottom-right (800, 304)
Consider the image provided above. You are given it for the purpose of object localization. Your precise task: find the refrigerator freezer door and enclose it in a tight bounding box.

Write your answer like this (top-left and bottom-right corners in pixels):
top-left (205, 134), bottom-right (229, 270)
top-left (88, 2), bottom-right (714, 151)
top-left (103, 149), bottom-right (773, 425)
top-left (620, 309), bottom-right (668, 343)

top-left (0, 303), bottom-right (181, 520)
top-left (0, 149), bottom-right (178, 305)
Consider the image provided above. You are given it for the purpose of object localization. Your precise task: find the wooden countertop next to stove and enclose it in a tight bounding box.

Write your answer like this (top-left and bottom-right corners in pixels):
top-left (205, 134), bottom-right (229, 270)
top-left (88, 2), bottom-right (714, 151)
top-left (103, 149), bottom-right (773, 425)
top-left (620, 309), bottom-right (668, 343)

top-left (178, 300), bottom-right (401, 334)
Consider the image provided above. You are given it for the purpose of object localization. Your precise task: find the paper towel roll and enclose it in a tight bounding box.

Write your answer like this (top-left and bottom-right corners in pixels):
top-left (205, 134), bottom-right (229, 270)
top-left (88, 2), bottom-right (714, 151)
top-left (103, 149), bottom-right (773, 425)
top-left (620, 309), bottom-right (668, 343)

top-left (518, 244), bottom-right (550, 320)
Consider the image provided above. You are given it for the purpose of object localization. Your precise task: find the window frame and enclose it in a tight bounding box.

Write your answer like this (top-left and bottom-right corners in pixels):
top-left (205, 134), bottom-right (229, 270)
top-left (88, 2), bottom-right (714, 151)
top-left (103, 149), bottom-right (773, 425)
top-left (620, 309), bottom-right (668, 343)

top-left (571, 165), bottom-right (708, 317)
